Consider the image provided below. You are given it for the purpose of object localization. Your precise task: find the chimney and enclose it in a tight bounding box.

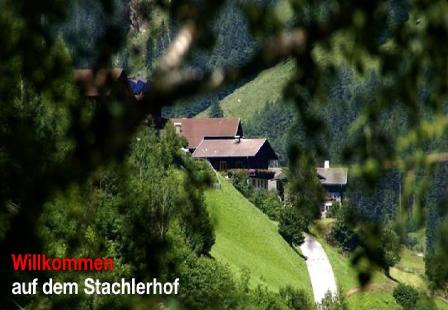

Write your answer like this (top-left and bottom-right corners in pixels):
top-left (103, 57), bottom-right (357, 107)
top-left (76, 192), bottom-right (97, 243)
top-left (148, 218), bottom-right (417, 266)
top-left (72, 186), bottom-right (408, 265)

top-left (324, 160), bottom-right (330, 169)
top-left (235, 135), bottom-right (241, 143)
top-left (174, 122), bottom-right (182, 134)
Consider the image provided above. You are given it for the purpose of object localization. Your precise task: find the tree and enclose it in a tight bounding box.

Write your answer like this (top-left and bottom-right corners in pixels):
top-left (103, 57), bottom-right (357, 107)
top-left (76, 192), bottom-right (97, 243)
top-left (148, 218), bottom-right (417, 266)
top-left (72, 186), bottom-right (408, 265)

top-left (208, 100), bottom-right (224, 118)
top-left (381, 222), bottom-right (401, 277)
top-left (278, 207), bottom-right (306, 246)
top-left (279, 286), bottom-right (314, 310)
top-left (250, 189), bottom-right (283, 221)
top-left (318, 291), bottom-right (348, 310)
top-left (286, 147), bottom-right (325, 224)
top-left (393, 284), bottom-right (419, 310)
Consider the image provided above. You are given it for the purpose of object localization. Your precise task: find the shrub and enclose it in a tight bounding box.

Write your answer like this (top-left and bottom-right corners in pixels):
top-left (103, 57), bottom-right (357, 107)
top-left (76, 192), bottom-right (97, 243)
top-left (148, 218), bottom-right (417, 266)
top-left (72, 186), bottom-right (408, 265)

top-left (393, 284), bottom-right (419, 310)
top-left (278, 207), bottom-right (306, 246)
top-left (227, 170), bottom-right (253, 198)
top-left (179, 255), bottom-right (239, 309)
top-left (414, 297), bottom-right (437, 310)
top-left (330, 203), bottom-right (359, 252)
top-left (326, 202), bottom-right (341, 218)
top-left (247, 285), bottom-right (289, 310)
top-left (279, 286), bottom-right (314, 310)
top-left (381, 222), bottom-right (401, 274)
top-left (318, 290), bottom-right (348, 310)
top-left (250, 189), bottom-right (283, 221)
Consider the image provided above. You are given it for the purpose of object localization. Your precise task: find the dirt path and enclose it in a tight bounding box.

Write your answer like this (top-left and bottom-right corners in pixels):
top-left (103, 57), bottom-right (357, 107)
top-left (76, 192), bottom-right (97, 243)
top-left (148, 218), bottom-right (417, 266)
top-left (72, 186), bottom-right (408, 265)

top-left (300, 233), bottom-right (338, 304)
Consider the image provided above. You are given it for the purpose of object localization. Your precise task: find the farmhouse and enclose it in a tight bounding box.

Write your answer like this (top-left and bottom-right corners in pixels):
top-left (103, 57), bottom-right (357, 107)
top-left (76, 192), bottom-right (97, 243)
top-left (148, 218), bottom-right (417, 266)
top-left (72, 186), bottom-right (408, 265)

top-left (170, 117), bottom-right (279, 190)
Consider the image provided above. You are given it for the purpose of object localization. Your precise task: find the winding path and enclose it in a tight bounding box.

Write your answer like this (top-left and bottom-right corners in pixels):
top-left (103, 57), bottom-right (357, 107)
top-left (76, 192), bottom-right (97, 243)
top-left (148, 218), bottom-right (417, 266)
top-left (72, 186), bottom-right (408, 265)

top-left (300, 233), bottom-right (338, 304)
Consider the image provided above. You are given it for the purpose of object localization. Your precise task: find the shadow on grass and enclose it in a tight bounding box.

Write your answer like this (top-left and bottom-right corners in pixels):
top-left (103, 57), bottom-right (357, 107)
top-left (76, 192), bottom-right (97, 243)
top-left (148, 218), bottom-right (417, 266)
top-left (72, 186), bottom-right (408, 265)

top-left (293, 246), bottom-right (308, 261)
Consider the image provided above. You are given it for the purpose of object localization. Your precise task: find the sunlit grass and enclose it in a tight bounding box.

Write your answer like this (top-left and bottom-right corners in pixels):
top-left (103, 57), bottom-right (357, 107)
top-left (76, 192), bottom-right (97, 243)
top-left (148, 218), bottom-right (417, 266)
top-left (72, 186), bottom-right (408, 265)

top-left (198, 60), bottom-right (296, 123)
top-left (205, 174), bottom-right (312, 295)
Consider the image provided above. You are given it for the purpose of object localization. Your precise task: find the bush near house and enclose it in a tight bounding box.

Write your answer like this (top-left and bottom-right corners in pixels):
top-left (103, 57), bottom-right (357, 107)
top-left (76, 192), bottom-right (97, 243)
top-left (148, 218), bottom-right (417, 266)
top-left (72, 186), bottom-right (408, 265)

top-left (227, 169), bottom-right (284, 222)
top-left (327, 203), bottom-right (359, 252)
top-left (392, 284), bottom-right (419, 310)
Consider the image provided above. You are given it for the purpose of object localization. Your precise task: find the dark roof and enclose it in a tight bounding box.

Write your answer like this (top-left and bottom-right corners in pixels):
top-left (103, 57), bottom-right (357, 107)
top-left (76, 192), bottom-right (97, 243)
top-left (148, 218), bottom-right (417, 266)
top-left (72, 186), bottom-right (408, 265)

top-left (170, 118), bottom-right (241, 149)
top-left (317, 167), bottom-right (348, 186)
top-left (192, 138), bottom-right (277, 159)
top-left (128, 79), bottom-right (148, 94)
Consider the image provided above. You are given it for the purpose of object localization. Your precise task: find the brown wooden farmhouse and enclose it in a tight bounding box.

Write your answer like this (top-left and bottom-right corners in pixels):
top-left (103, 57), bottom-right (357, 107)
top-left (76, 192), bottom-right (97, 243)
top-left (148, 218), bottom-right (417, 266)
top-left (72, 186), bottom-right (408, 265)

top-left (169, 118), bottom-right (278, 170)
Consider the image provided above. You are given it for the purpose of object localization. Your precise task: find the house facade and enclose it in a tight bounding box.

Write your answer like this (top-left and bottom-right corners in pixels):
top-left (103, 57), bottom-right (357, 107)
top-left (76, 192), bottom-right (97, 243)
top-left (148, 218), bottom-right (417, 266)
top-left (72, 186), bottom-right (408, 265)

top-left (317, 161), bottom-right (348, 215)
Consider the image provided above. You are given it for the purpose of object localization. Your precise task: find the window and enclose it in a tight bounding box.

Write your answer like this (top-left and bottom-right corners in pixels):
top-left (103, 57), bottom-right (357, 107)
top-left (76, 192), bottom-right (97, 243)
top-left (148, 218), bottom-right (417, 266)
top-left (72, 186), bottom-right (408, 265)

top-left (219, 161), bottom-right (227, 171)
top-left (269, 160), bottom-right (279, 168)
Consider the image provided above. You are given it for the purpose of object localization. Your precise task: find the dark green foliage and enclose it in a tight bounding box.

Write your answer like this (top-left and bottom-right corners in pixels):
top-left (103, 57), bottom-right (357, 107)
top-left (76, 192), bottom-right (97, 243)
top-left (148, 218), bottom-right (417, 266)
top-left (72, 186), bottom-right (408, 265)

top-left (227, 169), bottom-right (254, 198)
top-left (246, 286), bottom-right (289, 310)
top-left (250, 189), bottom-right (284, 221)
top-left (326, 202), bottom-right (341, 219)
top-left (35, 124), bottom-right (217, 308)
top-left (318, 291), bottom-right (348, 310)
top-left (381, 222), bottom-right (401, 274)
top-left (279, 285), bottom-right (314, 310)
top-left (278, 207), bottom-right (306, 246)
top-left (425, 219), bottom-right (448, 291)
top-left (227, 170), bottom-right (284, 221)
top-left (178, 255), bottom-right (239, 309)
top-left (346, 171), bottom-right (401, 221)
top-left (209, 100), bottom-right (224, 118)
top-left (329, 203), bottom-right (359, 252)
top-left (287, 147), bottom-right (325, 223)
top-left (393, 284), bottom-right (419, 310)
top-left (413, 297), bottom-right (437, 310)
top-left (245, 101), bottom-right (296, 165)
top-left (164, 0), bottom-right (256, 117)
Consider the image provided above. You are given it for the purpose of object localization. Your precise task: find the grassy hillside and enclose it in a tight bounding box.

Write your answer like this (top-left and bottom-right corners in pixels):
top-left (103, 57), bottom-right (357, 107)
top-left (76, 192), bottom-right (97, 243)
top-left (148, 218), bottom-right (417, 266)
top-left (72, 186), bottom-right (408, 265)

top-left (204, 174), bottom-right (312, 295)
top-left (198, 60), bottom-right (296, 122)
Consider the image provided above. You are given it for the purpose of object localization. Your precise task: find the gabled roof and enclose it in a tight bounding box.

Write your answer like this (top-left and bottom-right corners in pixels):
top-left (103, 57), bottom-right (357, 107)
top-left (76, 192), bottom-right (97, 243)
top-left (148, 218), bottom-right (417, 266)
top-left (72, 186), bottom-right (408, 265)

top-left (74, 68), bottom-right (129, 97)
top-left (170, 118), bottom-right (242, 149)
top-left (192, 138), bottom-right (277, 159)
top-left (317, 167), bottom-right (348, 186)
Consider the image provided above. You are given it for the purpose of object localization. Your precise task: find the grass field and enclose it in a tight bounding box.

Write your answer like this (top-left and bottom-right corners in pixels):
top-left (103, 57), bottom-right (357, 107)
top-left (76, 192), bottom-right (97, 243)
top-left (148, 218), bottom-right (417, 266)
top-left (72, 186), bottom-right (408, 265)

top-left (204, 174), bottom-right (312, 295)
top-left (198, 60), bottom-right (296, 123)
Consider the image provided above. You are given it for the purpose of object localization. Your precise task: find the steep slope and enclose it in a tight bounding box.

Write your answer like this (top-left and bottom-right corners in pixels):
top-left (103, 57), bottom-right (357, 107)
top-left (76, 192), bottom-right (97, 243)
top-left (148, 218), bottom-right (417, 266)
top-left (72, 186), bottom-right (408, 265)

top-left (204, 174), bottom-right (312, 295)
top-left (198, 60), bottom-right (295, 122)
